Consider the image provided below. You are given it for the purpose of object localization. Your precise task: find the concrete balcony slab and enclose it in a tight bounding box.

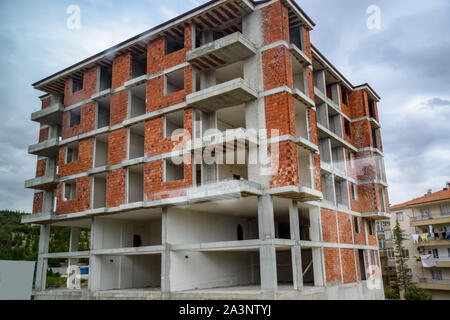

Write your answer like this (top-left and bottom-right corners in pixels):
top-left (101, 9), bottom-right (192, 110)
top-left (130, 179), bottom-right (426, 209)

top-left (187, 32), bottom-right (256, 70)
top-left (186, 78), bottom-right (257, 112)
top-left (187, 180), bottom-right (262, 202)
top-left (289, 44), bottom-right (312, 67)
top-left (31, 102), bottom-right (64, 126)
top-left (361, 211), bottom-right (392, 220)
top-left (28, 138), bottom-right (59, 157)
top-left (25, 174), bottom-right (58, 190)
top-left (293, 88), bottom-right (315, 107)
top-left (268, 185), bottom-right (323, 202)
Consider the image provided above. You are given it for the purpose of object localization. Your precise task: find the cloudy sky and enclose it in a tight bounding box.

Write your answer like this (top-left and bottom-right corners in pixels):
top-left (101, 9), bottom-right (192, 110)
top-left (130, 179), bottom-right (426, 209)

top-left (0, 0), bottom-right (449, 212)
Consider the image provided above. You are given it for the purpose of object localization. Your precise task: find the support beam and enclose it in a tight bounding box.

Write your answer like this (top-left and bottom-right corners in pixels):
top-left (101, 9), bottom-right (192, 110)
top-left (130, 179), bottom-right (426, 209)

top-left (35, 225), bottom-right (50, 291)
top-left (161, 208), bottom-right (170, 299)
top-left (289, 201), bottom-right (303, 290)
top-left (258, 195), bottom-right (277, 298)
top-left (68, 227), bottom-right (81, 267)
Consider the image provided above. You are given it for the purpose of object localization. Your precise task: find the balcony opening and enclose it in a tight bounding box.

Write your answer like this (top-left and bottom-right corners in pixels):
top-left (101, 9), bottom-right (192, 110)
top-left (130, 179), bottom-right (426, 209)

top-left (331, 146), bottom-right (346, 172)
top-left (341, 88), bottom-right (349, 106)
top-left (129, 83), bottom-right (146, 118)
top-left (165, 34), bottom-right (184, 55)
top-left (94, 134), bottom-right (108, 168)
top-left (64, 180), bottom-right (76, 201)
top-left (164, 158), bottom-right (184, 182)
top-left (215, 60), bottom-right (244, 85)
top-left (99, 66), bottom-right (112, 91)
top-left (131, 53), bottom-right (147, 78)
top-left (291, 50), bottom-right (308, 95)
top-left (127, 164), bottom-right (144, 203)
top-left (328, 111), bottom-right (341, 136)
top-left (298, 146), bottom-right (313, 189)
top-left (276, 220), bottom-right (290, 239)
top-left (68, 107), bottom-right (81, 128)
top-left (344, 119), bottom-right (351, 137)
top-left (321, 172), bottom-right (334, 203)
top-left (165, 68), bottom-right (184, 95)
top-left (97, 97), bottom-right (110, 129)
top-left (351, 182), bottom-right (358, 201)
top-left (319, 139), bottom-right (331, 164)
top-left (289, 25), bottom-right (305, 52)
top-left (299, 208), bottom-right (312, 241)
top-left (195, 22), bottom-right (243, 48)
top-left (164, 110), bottom-right (184, 138)
top-left (128, 123), bottom-right (145, 159)
top-left (378, 187), bottom-right (386, 212)
top-left (316, 103), bottom-right (328, 128)
top-left (301, 248), bottom-right (316, 286)
top-left (92, 173), bottom-right (107, 209)
top-left (295, 100), bottom-right (310, 141)
top-left (71, 77), bottom-right (83, 93)
top-left (334, 176), bottom-right (348, 207)
top-left (358, 249), bottom-right (367, 280)
top-left (368, 100), bottom-right (376, 118)
top-left (276, 249), bottom-right (293, 287)
top-left (66, 142), bottom-right (79, 163)
top-left (354, 217), bottom-right (361, 234)
top-left (217, 152), bottom-right (249, 182)
top-left (372, 128), bottom-right (379, 148)
top-left (216, 104), bottom-right (245, 131)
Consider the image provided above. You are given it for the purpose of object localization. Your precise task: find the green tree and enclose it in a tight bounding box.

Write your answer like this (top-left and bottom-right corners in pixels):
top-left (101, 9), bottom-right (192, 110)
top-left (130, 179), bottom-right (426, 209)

top-left (391, 219), bottom-right (411, 298)
top-left (405, 285), bottom-right (432, 300)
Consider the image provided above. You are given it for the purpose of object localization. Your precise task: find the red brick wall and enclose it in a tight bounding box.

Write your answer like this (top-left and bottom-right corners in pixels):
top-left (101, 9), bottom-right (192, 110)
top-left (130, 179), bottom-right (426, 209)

top-left (106, 169), bottom-right (126, 207)
top-left (264, 92), bottom-right (296, 137)
top-left (145, 108), bottom-right (192, 157)
top-left (143, 155), bottom-right (193, 201)
top-left (39, 128), bottom-right (49, 143)
top-left (324, 247), bottom-right (341, 284)
top-left (108, 128), bottom-right (127, 165)
top-left (41, 96), bottom-right (51, 109)
top-left (110, 91), bottom-right (129, 126)
top-left (262, 1), bottom-right (290, 46)
top-left (36, 159), bottom-right (46, 177)
top-left (58, 138), bottom-right (93, 177)
top-left (146, 66), bottom-right (193, 112)
top-left (56, 176), bottom-right (91, 214)
top-left (147, 24), bottom-right (192, 74)
top-left (112, 53), bottom-right (132, 89)
top-left (337, 211), bottom-right (353, 244)
top-left (262, 46), bottom-right (293, 90)
top-left (64, 67), bottom-right (98, 107)
top-left (321, 208), bottom-right (338, 243)
top-left (33, 192), bottom-right (43, 214)
top-left (341, 248), bottom-right (357, 284)
top-left (61, 102), bottom-right (96, 140)
top-left (269, 140), bottom-right (299, 188)
top-left (353, 216), bottom-right (367, 245)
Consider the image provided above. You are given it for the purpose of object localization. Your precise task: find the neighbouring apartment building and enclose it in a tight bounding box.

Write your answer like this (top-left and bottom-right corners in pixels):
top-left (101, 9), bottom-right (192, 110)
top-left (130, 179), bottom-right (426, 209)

top-left (24, 0), bottom-right (389, 300)
top-left (388, 184), bottom-right (450, 300)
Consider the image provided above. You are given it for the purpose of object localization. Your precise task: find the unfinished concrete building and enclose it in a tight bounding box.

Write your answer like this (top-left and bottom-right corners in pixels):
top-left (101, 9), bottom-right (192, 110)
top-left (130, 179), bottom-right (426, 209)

top-left (24, 0), bottom-right (390, 300)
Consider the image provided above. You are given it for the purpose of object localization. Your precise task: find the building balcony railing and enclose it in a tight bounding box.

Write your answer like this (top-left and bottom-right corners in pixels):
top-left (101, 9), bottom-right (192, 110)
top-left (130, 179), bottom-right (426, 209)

top-left (31, 102), bottom-right (64, 126)
top-left (411, 213), bottom-right (450, 226)
top-left (417, 278), bottom-right (450, 291)
top-left (414, 238), bottom-right (450, 247)
top-left (416, 259), bottom-right (450, 268)
top-left (28, 138), bottom-right (60, 157)
top-left (187, 32), bottom-right (256, 71)
top-left (25, 172), bottom-right (58, 190)
top-left (186, 78), bottom-right (257, 112)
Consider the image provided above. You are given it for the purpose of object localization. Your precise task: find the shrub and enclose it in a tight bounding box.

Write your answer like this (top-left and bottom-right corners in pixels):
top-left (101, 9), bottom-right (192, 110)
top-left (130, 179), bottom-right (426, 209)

top-left (385, 287), bottom-right (400, 300)
top-left (405, 285), bottom-right (432, 300)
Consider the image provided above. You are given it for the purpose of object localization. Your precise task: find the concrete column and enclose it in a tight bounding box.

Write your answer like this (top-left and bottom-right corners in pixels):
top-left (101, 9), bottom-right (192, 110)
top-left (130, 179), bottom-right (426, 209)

top-left (42, 190), bottom-right (54, 214)
top-left (161, 208), bottom-right (170, 299)
top-left (68, 227), bottom-right (80, 267)
top-left (35, 224), bottom-right (50, 291)
top-left (289, 201), bottom-right (303, 290)
top-left (258, 195), bottom-right (277, 297)
top-left (88, 217), bottom-right (102, 291)
top-left (312, 248), bottom-right (325, 286)
top-left (331, 83), bottom-right (340, 107)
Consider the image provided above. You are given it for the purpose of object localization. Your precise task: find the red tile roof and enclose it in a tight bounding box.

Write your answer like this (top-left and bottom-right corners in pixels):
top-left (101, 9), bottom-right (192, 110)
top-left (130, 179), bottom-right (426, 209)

top-left (390, 188), bottom-right (450, 210)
